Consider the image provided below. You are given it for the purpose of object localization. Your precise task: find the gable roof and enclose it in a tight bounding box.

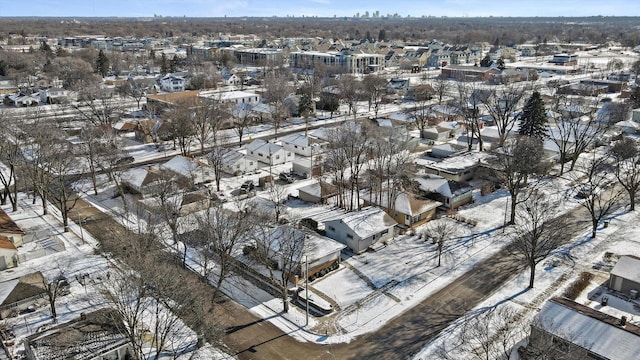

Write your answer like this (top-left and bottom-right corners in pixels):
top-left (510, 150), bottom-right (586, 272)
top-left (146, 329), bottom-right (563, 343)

top-left (0, 235), bottom-right (17, 251)
top-left (246, 139), bottom-right (283, 155)
top-left (331, 207), bottom-right (397, 239)
top-left (0, 272), bottom-right (46, 307)
top-left (0, 208), bottom-right (25, 235)
top-left (611, 255), bottom-right (640, 284)
top-left (536, 297), bottom-right (640, 360)
top-left (267, 225), bottom-right (346, 262)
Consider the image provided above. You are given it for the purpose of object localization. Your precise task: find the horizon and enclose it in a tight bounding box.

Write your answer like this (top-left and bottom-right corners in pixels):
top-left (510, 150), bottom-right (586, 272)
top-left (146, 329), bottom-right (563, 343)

top-left (1, 0), bottom-right (638, 18)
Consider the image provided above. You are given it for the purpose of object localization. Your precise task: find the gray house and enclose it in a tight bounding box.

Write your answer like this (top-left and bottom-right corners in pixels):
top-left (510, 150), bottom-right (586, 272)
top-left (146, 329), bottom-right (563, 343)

top-left (609, 255), bottom-right (640, 296)
top-left (324, 207), bottom-right (397, 254)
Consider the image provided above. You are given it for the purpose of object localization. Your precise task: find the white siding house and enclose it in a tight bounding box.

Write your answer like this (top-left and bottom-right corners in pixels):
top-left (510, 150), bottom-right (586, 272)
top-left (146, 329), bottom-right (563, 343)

top-left (246, 139), bottom-right (293, 166)
top-left (324, 207), bottom-right (397, 254)
top-left (220, 149), bottom-right (257, 175)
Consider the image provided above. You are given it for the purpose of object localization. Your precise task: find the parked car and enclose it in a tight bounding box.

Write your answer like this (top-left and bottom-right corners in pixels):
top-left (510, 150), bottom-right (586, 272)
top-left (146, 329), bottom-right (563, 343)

top-left (279, 172), bottom-right (295, 184)
top-left (239, 181), bottom-right (255, 194)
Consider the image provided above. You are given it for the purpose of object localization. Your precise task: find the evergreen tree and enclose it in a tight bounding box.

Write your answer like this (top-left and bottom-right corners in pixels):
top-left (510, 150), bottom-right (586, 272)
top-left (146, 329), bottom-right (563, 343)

top-left (149, 48), bottom-right (156, 60)
top-left (170, 55), bottom-right (179, 73)
top-left (378, 29), bottom-right (387, 42)
top-left (480, 55), bottom-right (492, 67)
top-left (629, 86), bottom-right (640, 109)
top-left (95, 49), bottom-right (110, 77)
top-left (160, 53), bottom-right (169, 74)
top-left (496, 57), bottom-right (506, 70)
top-left (519, 91), bottom-right (547, 139)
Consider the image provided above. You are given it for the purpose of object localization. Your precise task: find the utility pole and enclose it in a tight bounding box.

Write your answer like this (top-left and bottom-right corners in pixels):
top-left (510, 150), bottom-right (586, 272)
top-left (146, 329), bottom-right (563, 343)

top-left (305, 254), bottom-right (309, 327)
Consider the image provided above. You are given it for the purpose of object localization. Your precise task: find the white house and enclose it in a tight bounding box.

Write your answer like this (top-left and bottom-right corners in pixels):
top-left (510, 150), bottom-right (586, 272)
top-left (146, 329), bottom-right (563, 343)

top-left (415, 174), bottom-right (474, 209)
top-left (526, 297), bottom-right (640, 360)
top-left (0, 236), bottom-right (18, 270)
top-left (246, 139), bottom-right (293, 166)
top-left (257, 225), bottom-right (346, 281)
top-left (220, 149), bottom-right (257, 175)
top-left (0, 208), bottom-right (25, 247)
top-left (279, 133), bottom-right (327, 157)
top-left (324, 207), bottom-right (397, 254)
top-left (199, 90), bottom-right (261, 105)
top-left (161, 155), bottom-right (212, 185)
top-left (159, 74), bottom-right (185, 92)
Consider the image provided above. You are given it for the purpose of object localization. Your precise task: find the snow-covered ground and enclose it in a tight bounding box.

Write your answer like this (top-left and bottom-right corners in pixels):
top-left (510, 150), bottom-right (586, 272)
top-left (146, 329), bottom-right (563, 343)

top-left (0, 196), bottom-right (234, 359)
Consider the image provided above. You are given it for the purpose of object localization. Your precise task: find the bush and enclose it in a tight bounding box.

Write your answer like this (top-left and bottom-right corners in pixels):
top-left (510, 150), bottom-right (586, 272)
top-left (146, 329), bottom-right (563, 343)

top-left (562, 272), bottom-right (594, 300)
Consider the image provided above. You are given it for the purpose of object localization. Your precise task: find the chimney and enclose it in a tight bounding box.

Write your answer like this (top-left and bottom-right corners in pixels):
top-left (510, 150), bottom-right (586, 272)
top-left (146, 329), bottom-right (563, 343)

top-left (620, 316), bottom-right (627, 327)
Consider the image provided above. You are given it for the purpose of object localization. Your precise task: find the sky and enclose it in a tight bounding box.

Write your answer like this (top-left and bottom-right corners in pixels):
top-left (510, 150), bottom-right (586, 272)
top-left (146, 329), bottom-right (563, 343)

top-left (1, 0), bottom-right (638, 18)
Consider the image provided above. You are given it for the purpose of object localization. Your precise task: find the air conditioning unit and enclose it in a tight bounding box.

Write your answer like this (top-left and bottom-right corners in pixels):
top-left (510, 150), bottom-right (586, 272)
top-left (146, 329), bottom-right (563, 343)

top-left (630, 289), bottom-right (638, 300)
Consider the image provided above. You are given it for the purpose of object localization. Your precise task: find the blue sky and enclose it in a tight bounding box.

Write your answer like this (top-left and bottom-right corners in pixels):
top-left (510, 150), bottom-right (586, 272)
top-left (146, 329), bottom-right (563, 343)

top-left (1, 0), bottom-right (638, 18)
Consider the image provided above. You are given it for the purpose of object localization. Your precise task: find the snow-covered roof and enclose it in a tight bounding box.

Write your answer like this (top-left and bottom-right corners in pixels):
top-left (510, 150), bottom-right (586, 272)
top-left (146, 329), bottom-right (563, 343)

top-left (331, 207), bottom-right (397, 239)
top-left (376, 118), bottom-right (393, 128)
top-left (297, 181), bottom-right (337, 199)
top-left (280, 133), bottom-right (309, 147)
top-left (419, 151), bottom-right (490, 174)
top-left (267, 225), bottom-right (345, 262)
top-left (535, 297), bottom-right (640, 360)
top-left (611, 255), bottom-right (640, 284)
top-left (221, 149), bottom-right (246, 165)
top-left (362, 190), bottom-right (442, 216)
top-left (162, 155), bottom-right (207, 177)
top-left (0, 279), bottom-right (19, 305)
top-left (246, 139), bottom-right (284, 155)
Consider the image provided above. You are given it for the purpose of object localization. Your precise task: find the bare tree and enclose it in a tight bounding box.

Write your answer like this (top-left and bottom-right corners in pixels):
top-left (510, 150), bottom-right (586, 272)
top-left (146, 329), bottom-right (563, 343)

top-left (254, 225), bottom-right (306, 313)
top-left (263, 73), bottom-right (293, 138)
top-left (511, 190), bottom-right (568, 288)
top-left (338, 75), bottom-right (364, 120)
top-left (461, 306), bottom-right (526, 360)
top-left (481, 85), bottom-right (525, 147)
top-left (41, 260), bottom-right (70, 321)
top-left (406, 86), bottom-right (437, 139)
top-left (266, 182), bottom-right (289, 222)
top-left (0, 119), bottom-right (21, 211)
top-left (423, 220), bottom-right (457, 267)
top-left (457, 82), bottom-right (485, 151)
top-left (574, 156), bottom-right (623, 238)
top-left (361, 74), bottom-right (388, 118)
top-left (431, 76), bottom-right (450, 105)
top-left (230, 104), bottom-right (256, 146)
top-left (166, 103), bottom-right (195, 156)
top-left (197, 203), bottom-right (252, 301)
top-left (610, 137), bottom-right (640, 211)
top-left (490, 136), bottom-right (548, 225)
top-left (117, 79), bottom-right (146, 109)
top-left (73, 89), bottom-right (123, 127)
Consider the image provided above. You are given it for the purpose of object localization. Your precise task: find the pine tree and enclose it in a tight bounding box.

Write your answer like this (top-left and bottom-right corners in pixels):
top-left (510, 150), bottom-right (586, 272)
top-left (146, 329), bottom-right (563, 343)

top-left (480, 55), bottom-right (492, 67)
top-left (519, 91), bottom-right (547, 139)
top-left (160, 53), bottom-right (169, 74)
top-left (95, 49), bottom-right (110, 77)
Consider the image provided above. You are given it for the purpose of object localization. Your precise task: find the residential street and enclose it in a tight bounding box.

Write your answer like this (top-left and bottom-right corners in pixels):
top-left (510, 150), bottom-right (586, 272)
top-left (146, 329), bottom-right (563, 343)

top-left (71, 186), bottom-right (603, 359)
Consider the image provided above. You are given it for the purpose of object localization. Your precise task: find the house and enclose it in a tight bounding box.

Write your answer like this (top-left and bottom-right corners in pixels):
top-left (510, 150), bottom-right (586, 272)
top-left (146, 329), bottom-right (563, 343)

top-left (415, 174), bottom-right (474, 209)
top-left (429, 143), bottom-right (466, 158)
top-left (220, 149), bottom-right (257, 175)
top-left (199, 90), bottom-right (261, 105)
top-left (0, 236), bottom-right (18, 270)
top-left (324, 207), bottom-right (397, 254)
top-left (39, 87), bottom-right (76, 104)
top-left (24, 308), bottom-right (133, 360)
top-left (257, 225), bottom-right (346, 281)
top-left (292, 157), bottom-right (322, 178)
top-left (362, 190), bottom-right (442, 228)
top-left (121, 166), bottom-right (166, 197)
top-left (422, 127), bottom-right (451, 141)
top-left (161, 155), bottom-right (212, 185)
top-left (418, 151), bottom-right (489, 182)
top-left (440, 65), bottom-right (500, 81)
top-left (524, 297), bottom-right (640, 360)
top-left (246, 139), bottom-right (294, 166)
top-left (609, 255), bottom-right (640, 295)
top-left (279, 133), bottom-right (327, 157)
top-left (159, 74), bottom-right (185, 92)
top-left (297, 181), bottom-right (338, 204)
top-left (0, 272), bottom-right (47, 319)
top-left (0, 207), bottom-right (25, 247)
top-left (549, 53), bottom-right (578, 66)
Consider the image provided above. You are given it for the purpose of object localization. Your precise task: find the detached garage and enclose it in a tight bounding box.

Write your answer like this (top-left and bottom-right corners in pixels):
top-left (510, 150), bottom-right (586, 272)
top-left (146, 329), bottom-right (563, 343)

top-left (609, 255), bottom-right (640, 296)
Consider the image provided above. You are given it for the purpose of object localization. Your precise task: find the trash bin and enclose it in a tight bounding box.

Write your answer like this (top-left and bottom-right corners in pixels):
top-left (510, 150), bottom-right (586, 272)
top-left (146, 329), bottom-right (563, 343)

top-left (601, 295), bottom-right (609, 306)
top-left (604, 221), bottom-right (610, 228)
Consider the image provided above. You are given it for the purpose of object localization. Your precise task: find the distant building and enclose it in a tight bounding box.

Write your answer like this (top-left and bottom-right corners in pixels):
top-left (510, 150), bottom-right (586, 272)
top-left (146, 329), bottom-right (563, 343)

top-left (290, 51), bottom-right (385, 74)
top-left (549, 53), bottom-right (578, 66)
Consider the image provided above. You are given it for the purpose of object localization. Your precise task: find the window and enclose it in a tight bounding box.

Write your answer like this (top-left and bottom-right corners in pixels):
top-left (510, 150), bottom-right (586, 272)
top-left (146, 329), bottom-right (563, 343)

top-left (346, 233), bottom-right (354, 239)
top-left (249, 161), bottom-right (254, 166)
top-left (328, 226), bottom-right (335, 232)
top-left (381, 229), bottom-right (389, 235)
top-left (276, 155), bottom-right (280, 160)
